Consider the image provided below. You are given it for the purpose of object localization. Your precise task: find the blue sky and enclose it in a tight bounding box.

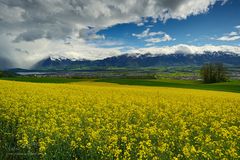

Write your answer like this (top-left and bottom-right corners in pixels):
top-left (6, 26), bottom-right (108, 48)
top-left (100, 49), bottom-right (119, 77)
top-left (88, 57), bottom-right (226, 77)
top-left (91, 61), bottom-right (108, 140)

top-left (95, 0), bottom-right (240, 49)
top-left (0, 0), bottom-right (240, 68)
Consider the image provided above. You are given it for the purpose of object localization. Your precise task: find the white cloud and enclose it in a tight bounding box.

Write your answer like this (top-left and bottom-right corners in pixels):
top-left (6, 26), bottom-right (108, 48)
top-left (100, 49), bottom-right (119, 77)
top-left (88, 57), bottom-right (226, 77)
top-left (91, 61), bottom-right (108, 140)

top-left (137, 22), bottom-right (144, 26)
top-left (162, 34), bottom-right (174, 41)
top-left (135, 18), bottom-right (148, 26)
top-left (145, 38), bottom-right (162, 43)
top-left (79, 28), bottom-right (105, 41)
top-left (229, 32), bottom-right (238, 36)
top-left (145, 43), bottom-right (154, 47)
top-left (215, 27), bottom-right (240, 41)
top-left (145, 33), bottom-right (174, 43)
top-left (235, 25), bottom-right (240, 29)
top-left (127, 44), bottom-right (240, 55)
top-left (221, 0), bottom-right (228, 5)
top-left (132, 28), bottom-right (167, 39)
top-left (149, 31), bottom-right (165, 36)
top-left (132, 28), bottom-right (151, 39)
top-left (0, 34), bottom-right (121, 68)
top-left (1, 0), bottom-right (226, 42)
top-left (217, 35), bottom-right (240, 41)
top-left (133, 28), bottom-right (174, 44)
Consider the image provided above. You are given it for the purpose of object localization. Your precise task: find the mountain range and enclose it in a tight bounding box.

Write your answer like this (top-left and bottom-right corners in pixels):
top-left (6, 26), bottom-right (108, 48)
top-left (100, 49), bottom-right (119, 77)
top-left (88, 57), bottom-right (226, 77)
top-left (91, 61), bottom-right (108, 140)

top-left (33, 51), bottom-right (240, 70)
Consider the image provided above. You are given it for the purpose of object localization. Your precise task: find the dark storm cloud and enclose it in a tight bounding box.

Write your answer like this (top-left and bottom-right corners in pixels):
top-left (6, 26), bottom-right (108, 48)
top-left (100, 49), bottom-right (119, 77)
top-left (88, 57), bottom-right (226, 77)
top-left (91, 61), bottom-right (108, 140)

top-left (0, 57), bottom-right (13, 69)
top-left (13, 29), bottom-right (45, 42)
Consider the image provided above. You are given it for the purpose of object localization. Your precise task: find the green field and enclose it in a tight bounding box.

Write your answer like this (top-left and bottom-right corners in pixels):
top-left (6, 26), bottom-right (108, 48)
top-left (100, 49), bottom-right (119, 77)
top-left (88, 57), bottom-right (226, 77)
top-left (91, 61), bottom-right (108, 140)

top-left (1, 77), bottom-right (83, 83)
top-left (1, 77), bottom-right (240, 93)
top-left (96, 79), bottom-right (240, 93)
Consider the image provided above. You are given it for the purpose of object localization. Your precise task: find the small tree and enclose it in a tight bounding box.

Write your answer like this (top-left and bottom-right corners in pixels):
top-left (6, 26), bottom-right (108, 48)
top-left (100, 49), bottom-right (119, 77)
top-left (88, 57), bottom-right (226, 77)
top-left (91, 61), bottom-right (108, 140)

top-left (200, 63), bottom-right (228, 83)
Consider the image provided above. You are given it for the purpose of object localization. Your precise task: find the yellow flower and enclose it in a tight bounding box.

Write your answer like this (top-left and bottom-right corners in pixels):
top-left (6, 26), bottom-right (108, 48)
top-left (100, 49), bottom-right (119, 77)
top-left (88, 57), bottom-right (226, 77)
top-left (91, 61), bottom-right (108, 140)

top-left (86, 142), bottom-right (92, 149)
top-left (121, 136), bottom-right (127, 143)
top-left (183, 145), bottom-right (190, 158)
top-left (0, 80), bottom-right (239, 159)
top-left (39, 141), bottom-right (47, 154)
top-left (71, 140), bottom-right (77, 150)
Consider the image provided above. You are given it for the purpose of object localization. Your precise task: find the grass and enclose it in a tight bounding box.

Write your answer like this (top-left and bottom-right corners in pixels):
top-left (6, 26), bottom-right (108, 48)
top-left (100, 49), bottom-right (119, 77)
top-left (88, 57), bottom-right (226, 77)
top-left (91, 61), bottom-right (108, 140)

top-left (96, 79), bottom-right (240, 93)
top-left (1, 77), bottom-right (240, 93)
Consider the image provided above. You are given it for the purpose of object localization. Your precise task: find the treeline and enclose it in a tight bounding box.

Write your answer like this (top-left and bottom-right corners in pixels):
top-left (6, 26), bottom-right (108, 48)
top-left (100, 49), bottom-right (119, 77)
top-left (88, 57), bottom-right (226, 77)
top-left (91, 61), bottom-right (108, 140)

top-left (200, 63), bottom-right (228, 83)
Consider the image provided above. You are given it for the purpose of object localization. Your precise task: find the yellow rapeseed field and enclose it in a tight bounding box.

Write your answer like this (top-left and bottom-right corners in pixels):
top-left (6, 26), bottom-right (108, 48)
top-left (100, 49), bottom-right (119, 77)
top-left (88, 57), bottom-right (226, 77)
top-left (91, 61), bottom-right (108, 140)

top-left (0, 80), bottom-right (239, 159)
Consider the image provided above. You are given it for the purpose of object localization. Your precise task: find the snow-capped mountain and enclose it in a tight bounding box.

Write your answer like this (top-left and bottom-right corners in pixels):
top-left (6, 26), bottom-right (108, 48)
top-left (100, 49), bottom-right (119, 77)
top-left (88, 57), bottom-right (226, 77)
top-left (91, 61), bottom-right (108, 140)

top-left (33, 51), bottom-right (240, 69)
top-left (48, 55), bottom-right (85, 61)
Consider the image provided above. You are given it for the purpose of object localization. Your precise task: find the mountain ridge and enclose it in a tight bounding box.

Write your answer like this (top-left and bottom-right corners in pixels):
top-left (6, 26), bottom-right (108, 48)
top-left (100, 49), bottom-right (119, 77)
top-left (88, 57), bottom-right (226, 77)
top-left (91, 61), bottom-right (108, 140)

top-left (33, 51), bottom-right (240, 70)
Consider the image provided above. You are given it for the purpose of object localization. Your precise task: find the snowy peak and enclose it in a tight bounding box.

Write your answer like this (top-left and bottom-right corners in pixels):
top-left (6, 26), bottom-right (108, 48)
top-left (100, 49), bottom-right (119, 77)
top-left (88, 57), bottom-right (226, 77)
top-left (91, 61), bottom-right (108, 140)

top-left (49, 55), bottom-right (70, 61)
top-left (48, 55), bottom-right (85, 61)
top-left (34, 51), bottom-right (240, 69)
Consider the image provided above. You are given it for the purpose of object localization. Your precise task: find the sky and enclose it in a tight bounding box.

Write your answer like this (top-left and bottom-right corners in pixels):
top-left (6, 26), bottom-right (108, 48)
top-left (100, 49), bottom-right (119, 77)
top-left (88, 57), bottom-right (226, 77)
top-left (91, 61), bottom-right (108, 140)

top-left (0, 0), bottom-right (240, 68)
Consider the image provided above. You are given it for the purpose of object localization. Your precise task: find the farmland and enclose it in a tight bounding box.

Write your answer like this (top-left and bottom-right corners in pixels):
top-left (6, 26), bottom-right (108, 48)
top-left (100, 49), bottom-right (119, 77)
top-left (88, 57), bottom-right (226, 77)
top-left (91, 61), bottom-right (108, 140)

top-left (2, 77), bottom-right (240, 93)
top-left (0, 79), bottom-right (239, 159)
